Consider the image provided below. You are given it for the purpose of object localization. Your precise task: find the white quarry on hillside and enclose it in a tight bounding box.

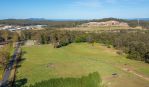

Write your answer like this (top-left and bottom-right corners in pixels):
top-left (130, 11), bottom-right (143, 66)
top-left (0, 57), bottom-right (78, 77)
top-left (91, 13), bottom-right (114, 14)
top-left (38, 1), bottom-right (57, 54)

top-left (81, 20), bottom-right (129, 27)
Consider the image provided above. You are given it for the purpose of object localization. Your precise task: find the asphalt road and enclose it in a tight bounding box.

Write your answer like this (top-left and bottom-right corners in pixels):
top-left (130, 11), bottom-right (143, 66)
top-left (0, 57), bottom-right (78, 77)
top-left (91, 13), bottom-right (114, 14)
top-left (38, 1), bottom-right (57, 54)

top-left (0, 43), bottom-right (20, 87)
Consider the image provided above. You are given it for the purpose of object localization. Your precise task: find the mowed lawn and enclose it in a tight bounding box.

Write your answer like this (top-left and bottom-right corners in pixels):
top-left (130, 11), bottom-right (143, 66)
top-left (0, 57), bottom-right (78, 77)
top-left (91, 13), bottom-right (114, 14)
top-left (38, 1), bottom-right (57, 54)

top-left (17, 43), bottom-right (149, 87)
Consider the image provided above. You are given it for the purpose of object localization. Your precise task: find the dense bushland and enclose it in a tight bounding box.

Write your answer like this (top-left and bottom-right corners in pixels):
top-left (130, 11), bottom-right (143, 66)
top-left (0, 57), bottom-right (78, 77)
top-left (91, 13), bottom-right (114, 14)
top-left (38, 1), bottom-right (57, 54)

top-left (28, 72), bottom-right (104, 87)
top-left (96, 30), bottom-right (149, 63)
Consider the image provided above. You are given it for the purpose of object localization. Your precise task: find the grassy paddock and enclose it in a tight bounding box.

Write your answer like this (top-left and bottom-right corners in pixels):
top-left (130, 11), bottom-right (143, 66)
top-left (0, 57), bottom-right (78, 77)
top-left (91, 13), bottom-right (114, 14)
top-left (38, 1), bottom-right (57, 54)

top-left (17, 43), bottom-right (149, 87)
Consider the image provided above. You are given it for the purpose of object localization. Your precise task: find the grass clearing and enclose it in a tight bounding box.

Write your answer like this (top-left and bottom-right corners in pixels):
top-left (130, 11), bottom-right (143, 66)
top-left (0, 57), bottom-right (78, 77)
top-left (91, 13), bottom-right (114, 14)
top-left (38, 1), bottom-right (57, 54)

top-left (17, 43), bottom-right (149, 87)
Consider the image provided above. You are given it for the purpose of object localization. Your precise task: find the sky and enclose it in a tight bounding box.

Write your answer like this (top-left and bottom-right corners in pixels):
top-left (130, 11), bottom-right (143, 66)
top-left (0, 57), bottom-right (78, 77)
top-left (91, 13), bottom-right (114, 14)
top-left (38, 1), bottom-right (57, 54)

top-left (0, 0), bottom-right (149, 19)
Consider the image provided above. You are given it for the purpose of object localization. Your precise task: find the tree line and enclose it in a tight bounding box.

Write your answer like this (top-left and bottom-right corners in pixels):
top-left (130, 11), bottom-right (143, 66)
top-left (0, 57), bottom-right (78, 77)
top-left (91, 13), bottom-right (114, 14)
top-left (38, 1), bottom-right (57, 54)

top-left (0, 30), bottom-right (20, 42)
top-left (0, 30), bottom-right (19, 69)
top-left (0, 43), bottom-right (13, 69)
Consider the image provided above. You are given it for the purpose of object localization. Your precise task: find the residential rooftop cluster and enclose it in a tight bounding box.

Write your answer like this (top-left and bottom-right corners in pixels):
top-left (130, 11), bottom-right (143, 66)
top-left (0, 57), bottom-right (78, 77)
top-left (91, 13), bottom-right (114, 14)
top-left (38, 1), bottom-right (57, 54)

top-left (0, 24), bottom-right (47, 31)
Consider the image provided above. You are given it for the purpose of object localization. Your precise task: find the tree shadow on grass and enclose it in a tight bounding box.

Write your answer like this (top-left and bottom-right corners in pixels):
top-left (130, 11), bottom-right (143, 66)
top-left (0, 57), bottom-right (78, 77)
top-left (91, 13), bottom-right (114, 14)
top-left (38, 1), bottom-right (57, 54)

top-left (13, 51), bottom-right (28, 87)
top-left (13, 78), bottom-right (27, 87)
top-left (16, 51), bottom-right (27, 69)
top-left (15, 58), bottom-right (26, 70)
top-left (17, 58), bottom-right (26, 63)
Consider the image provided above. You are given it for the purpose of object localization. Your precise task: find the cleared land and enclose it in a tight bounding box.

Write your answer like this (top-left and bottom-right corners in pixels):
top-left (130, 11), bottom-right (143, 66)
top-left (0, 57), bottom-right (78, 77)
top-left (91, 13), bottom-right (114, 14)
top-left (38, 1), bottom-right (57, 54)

top-left (61, 26), bottom-right (140, 32)
top-left (17, 43), bottom-right (149, 87)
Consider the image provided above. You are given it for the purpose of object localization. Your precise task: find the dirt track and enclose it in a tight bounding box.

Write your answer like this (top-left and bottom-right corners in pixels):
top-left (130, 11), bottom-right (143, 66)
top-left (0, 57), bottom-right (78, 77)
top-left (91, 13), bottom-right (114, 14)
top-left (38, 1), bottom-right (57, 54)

top-left (122, 68), bottom-right (149, 81)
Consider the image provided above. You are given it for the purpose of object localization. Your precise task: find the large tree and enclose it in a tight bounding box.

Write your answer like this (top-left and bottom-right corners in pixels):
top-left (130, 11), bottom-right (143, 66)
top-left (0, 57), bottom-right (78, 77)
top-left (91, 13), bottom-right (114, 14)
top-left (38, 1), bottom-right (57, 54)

top-left (144, 52), bottom-right (149, 63)
top-left (1, 30), bottom-right (9, 41)
top-left (0, 44), bottom-right (12, 69)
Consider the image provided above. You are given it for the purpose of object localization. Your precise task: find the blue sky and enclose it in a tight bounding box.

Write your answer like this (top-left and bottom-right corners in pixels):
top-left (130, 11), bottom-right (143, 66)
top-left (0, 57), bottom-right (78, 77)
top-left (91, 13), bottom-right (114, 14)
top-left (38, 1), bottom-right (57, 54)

top-left (0, 0), bottom-right (149, 19)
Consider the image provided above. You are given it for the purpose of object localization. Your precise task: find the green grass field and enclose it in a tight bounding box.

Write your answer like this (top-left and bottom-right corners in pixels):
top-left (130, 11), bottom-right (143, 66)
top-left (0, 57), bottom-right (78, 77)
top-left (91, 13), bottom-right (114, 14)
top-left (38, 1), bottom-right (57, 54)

top-left (17, 43), bottom-right (149, 87)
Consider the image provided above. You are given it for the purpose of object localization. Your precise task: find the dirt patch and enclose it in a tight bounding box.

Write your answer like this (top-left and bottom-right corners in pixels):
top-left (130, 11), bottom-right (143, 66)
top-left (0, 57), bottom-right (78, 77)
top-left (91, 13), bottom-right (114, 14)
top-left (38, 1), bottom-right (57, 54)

top-left (47, 63), bottom-right (55, 68)
top-left (122, 67), bottom-right (149, 81)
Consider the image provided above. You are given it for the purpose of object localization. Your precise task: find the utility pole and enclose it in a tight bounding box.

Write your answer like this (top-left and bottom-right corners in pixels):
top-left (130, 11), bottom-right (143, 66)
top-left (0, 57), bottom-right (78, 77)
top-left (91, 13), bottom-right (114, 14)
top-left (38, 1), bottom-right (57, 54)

top-left (137, 18), bottom-right (140, 26)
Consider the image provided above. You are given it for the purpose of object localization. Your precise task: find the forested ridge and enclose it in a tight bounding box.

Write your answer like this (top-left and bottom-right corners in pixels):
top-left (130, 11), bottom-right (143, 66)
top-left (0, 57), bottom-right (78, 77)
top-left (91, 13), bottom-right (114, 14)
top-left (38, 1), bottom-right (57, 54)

top-left (1, 18), bottom-right (149, 28)
top-left (0, 19), bottom-right (83, 28)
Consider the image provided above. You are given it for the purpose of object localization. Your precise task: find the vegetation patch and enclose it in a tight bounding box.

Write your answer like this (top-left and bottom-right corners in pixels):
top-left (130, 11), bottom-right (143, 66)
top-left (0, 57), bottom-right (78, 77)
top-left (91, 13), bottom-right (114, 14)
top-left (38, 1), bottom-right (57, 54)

top-left (28, 72), bottom-right (104, 87)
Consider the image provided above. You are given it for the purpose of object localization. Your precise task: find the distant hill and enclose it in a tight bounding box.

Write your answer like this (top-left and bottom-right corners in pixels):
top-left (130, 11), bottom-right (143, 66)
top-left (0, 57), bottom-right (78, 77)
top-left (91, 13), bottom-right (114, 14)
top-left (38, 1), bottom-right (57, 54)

top-left (87, 18), bottom-right (149, 29)
top-left (81, 20), bottom-right (129, 27)
top-left (129, 18), bottom-right (149, 21)
top-left (0, 19), bottom-right (84, 28)
top-left (27, 18), bottom-right (84, 21)
top-left (27, 18), bottom-right (47, 21)
top-left (0, 18), bottom-right (149, 29)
